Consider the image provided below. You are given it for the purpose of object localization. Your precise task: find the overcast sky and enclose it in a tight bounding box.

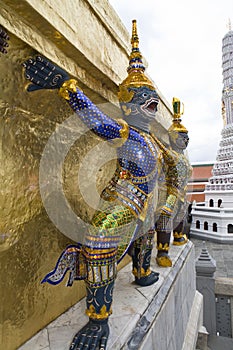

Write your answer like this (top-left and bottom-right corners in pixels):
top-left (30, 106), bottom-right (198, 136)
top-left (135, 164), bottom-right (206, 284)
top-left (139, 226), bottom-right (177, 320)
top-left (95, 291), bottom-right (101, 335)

top-left (109, 0), bottom-right (233, 163)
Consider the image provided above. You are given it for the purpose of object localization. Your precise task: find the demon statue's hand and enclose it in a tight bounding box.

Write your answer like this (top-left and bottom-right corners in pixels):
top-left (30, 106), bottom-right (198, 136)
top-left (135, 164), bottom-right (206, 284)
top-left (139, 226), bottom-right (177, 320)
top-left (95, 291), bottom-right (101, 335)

top-left (0, 26), bottom-right (9, 54)
top-left (69, 318), bottom-right (109, 350)
top-left (22, 56), bottom-right (69, 92)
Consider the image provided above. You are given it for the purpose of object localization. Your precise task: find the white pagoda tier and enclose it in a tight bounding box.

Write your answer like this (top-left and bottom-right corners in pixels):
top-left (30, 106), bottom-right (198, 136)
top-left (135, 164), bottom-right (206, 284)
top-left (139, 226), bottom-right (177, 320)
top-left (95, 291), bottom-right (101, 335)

top-left (190, 24), bottom-right (233, 243)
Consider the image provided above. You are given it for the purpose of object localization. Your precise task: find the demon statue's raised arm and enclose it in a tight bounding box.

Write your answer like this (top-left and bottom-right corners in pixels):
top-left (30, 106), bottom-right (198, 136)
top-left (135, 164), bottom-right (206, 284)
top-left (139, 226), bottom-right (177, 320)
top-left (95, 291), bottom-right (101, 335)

top-left (0, 26), bottom-right (9, 54)
top-left (154, 99), bottom-right (192, 267)
top-left (22, 20), bottom-right (190, 350)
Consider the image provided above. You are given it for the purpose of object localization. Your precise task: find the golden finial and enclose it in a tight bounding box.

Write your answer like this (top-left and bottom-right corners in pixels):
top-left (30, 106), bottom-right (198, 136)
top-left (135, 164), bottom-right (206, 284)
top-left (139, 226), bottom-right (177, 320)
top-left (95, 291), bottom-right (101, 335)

top-left (172, 97), bottom-right (184, 119)
top-left (168, 97), bottom-right (188, 134)
top-left (118, 19), bottom-right (156, 103)
top-left (131, 19), bottom-right (139, 50)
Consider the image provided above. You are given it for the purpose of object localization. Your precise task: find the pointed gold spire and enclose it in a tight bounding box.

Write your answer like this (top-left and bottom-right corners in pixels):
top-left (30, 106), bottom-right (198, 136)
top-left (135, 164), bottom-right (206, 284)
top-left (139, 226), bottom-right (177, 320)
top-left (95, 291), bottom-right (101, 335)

top-left (118, 20), bottom-right (156, 103)
top-left (127, 19), bottom-right (145, 73)
top-left (131, 19), bottom-right (139, 50)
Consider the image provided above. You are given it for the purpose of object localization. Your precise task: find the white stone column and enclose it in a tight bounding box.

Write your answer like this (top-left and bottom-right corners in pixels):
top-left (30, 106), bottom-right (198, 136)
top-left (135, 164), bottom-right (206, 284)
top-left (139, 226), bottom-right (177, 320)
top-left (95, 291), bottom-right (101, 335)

top-left (195, 242), bottom-right (217, 335)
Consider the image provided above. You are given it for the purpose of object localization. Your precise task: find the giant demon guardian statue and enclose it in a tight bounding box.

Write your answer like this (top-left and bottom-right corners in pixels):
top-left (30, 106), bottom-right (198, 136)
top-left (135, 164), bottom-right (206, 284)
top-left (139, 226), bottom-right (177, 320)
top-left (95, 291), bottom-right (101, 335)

top-left (155, 98), bottom-right (192, 267)
top-left (22, 20), bottom-right (190, 350)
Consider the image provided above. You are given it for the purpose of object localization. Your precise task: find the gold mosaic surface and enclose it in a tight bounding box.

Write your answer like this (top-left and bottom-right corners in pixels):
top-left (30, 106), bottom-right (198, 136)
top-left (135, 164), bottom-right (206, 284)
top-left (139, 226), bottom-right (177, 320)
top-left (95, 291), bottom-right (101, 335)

top-left (0, 26), bottom-right (125, 350)
top-left (0, 32), bottom-right (105, 350)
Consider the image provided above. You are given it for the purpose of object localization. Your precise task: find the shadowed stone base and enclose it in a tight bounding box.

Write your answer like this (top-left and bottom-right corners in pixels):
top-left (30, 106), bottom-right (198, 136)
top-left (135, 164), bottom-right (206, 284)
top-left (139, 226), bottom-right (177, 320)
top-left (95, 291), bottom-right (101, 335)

top-left (124, 241), bottom-right (202, 350)
top-left (18, 241), bottom-right (202, 350)
top-left (208, 335), bottom-right (233, 349)
top-left (190, 230), bottom-right (233, 244)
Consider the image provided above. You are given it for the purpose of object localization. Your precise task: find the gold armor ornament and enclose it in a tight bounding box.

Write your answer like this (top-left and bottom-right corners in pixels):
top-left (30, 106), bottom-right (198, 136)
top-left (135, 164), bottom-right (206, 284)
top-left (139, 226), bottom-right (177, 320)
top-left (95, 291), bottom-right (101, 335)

top-left (155, 97), bottom-right (192, 267)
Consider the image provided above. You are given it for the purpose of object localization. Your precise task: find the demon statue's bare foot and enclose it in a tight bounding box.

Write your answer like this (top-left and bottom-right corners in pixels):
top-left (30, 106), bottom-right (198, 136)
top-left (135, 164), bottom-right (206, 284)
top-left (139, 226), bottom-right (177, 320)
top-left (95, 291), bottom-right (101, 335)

top-left (69, 318), bottom-right (109, 350)
top-left (173, 232), bottom-right (188, 246)
top-left (134, 270), bottom-right (159, 286)
top-left (156, 251), bottom-right (172, 267)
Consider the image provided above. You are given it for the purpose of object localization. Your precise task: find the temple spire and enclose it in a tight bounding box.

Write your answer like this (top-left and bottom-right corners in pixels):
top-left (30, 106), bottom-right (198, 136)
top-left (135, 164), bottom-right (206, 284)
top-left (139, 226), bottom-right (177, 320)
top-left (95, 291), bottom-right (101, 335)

top-left (228, 18), bottom-right (232, 31)
top-left (131, 19), bottom-right (139, 50)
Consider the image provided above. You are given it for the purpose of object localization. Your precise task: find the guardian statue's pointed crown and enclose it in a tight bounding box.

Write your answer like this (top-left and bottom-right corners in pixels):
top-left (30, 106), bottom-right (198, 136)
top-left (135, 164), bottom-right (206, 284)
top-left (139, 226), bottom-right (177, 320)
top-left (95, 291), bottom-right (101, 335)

top-left (169, 97), bottom-right (188, 134)
top-left (118, 20), bottom-right (156, 103)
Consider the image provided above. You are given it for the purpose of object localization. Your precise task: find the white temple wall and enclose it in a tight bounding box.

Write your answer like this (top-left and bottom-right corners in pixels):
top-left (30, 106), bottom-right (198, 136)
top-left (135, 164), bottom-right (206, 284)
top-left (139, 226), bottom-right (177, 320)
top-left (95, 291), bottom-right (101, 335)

top-left (191, 205), bottom-right (233, 240)
top-left (205, 191), bottom-right (233, 208)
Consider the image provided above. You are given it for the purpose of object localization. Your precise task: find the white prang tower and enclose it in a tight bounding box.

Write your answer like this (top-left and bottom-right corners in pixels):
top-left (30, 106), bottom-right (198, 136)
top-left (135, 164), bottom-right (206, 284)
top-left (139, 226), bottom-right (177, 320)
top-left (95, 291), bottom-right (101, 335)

top-left (190, 21), bottom-right (233, 242)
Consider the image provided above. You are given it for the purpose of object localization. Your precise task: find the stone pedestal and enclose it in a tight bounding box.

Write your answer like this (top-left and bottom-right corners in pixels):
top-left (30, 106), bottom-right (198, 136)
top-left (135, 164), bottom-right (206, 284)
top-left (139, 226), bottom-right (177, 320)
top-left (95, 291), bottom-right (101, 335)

top-left (195, 242), bottom-right (217, 335)
top-left (18, 241), bottom-right (203, 350)
top-left (130, 241), bottom-right (202, 350)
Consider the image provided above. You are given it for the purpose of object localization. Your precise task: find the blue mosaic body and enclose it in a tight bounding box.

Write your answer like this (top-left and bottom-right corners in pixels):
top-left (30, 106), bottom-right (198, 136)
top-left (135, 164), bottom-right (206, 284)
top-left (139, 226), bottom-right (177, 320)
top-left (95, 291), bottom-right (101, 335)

top-left (69, 88), bottom-right (162, 202)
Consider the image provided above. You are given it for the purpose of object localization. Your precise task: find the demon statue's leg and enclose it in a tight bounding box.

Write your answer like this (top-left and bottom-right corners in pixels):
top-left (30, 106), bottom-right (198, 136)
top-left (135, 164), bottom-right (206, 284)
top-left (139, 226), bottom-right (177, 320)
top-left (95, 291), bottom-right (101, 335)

top-left (132, 229), bottom-right (159, 286)
top-left (156, 215), bottom-right (172, 267)
top-left (69, 246), bottom-right (117, 350)
top-left (172, 202), bottom-right (188, 246)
